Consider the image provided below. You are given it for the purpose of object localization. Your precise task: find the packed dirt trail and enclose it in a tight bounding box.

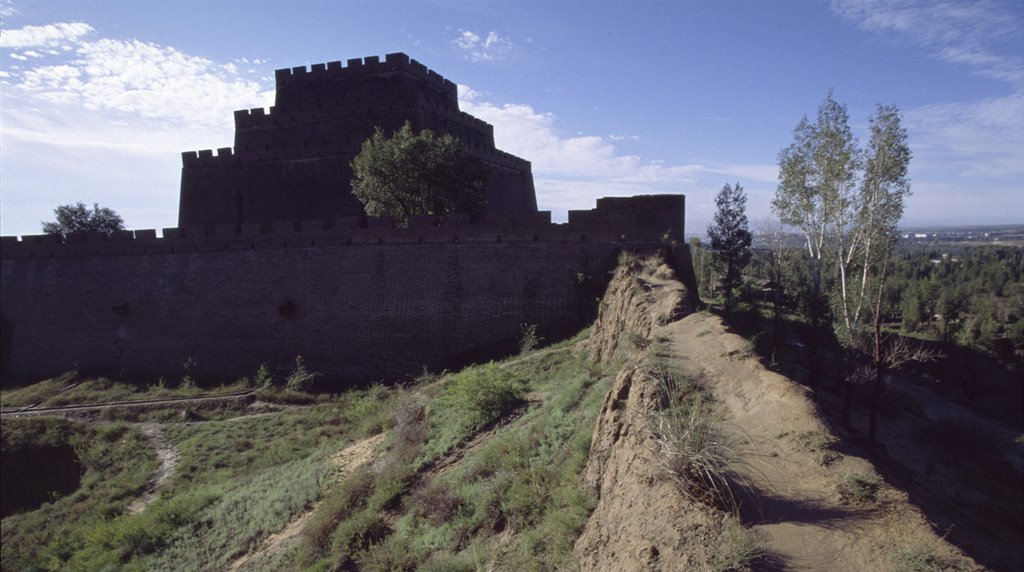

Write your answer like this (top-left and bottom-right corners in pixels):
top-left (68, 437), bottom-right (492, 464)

top-left (575, 261), bottom-right (974, 571)
top-left (660, 306), bottom-right (973, 570)
top-left (226, 432), bottom-right (385, 571)
top-left (126, 424), bottom-right (179, 515)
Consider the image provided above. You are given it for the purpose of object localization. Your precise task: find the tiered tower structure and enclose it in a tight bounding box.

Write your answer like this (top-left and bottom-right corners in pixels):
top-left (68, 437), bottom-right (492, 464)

top-left (0, 53), bottom-right (695, 386)
top-left (179, 52), bottom-right (537, 229)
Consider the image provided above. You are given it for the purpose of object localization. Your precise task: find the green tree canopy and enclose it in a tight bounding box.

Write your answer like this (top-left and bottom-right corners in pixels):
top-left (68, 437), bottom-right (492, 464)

top-left (707, 182), bottom-right (752, 313)
top-left (350, 121), bottom-right (487, 226)
top-left (41, 202), bottom-right (125, 238)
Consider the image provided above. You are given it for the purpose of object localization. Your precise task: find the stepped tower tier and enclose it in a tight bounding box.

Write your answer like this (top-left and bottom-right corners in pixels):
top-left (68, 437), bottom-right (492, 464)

top-left (178, 52), bottom-right (537, 229)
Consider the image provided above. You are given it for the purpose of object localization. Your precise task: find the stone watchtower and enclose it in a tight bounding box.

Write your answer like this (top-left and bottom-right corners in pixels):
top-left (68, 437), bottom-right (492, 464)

top-left (178, 52), bottom-right (537, 229)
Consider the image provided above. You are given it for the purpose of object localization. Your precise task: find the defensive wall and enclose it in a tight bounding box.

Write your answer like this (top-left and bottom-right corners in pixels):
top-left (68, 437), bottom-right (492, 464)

top-left (178, 52), bottom-right (537, 230)
top-left (0, 196), bottom-right (693, 385)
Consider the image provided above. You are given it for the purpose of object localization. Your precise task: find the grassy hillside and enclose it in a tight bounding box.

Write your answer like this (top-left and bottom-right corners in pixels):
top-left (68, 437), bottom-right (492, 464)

top-left (1, 329), bottom-right (618, 571)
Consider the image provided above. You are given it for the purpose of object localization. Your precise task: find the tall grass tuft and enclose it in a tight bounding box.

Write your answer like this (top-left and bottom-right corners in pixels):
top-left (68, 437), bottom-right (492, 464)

top-left (649, 370), bottom-right (741, 511)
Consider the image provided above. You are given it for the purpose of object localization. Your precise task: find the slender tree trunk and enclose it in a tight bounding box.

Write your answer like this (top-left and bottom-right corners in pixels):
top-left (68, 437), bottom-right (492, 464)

top-left (867, 253), bottom-right (890, 451)
top-left (841, 348), bottom-right (853, 429)
top-left (868, 317), bottom-right (883, 451)
top-left (807, 258), bottom-right (823, 392)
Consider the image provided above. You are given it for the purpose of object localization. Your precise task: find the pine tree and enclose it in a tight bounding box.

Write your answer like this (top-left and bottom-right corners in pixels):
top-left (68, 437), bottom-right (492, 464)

top-left (707, 182), bottom-right (752, 313)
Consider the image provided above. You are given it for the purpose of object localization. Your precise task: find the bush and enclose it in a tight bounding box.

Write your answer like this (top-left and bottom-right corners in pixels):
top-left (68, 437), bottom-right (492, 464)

top-left (838, 472), bottom-right (881, 504)
top-left (253, 363), bottom-right (274, 389)
top-left (893, 545), bottom-right (971, 572)
top-left (649, 371), bottom-right (738, 509)
top-left (519, 323), bottom-right (541, 355)
top-left (285, 356), bottom-right (321, 392)
top-left (439, 363), bottom-right (527, 434)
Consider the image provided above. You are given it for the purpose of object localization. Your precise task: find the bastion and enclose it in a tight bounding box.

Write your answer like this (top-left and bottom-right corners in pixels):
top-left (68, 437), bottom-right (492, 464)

top-left (0, 53), bottom-right (696, 386)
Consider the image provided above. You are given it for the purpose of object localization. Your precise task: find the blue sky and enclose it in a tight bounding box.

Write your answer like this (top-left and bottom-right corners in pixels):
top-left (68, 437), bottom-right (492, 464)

top-left (1, 0), bottom-right (1021, 237)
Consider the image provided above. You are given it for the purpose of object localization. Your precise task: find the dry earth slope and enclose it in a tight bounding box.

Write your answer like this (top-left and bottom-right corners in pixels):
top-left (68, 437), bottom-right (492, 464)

top-left (575, 256), bottom-right (978, 571)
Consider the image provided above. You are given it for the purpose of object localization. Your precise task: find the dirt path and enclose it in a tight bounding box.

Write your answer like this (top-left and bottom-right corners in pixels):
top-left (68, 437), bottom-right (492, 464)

top-left (663, 311), bottom-right (973, 570)
top-left (225, 432), bottom-right (386, 571)
top-left (126, 424), bottom-right (179, 515)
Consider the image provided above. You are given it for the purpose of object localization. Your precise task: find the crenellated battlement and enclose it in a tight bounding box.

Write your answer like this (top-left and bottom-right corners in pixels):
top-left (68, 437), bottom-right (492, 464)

top-left (273, 53), bottom-right (458, 99)
top-left (1, 195), bottom-right (682, 261)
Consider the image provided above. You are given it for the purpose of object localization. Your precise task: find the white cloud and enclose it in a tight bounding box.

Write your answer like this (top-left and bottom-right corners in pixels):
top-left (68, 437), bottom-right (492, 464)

top-left (458, 84), bottom-right (738, 219)
top-left (6, 35), bottom-right (273, 134)
top-left (1, 22), bottom-right (275, 236)
top-left (0, 21), bottom-right (93, 49)
top-left (833, 0), bottom-right (1024, 183)
top-left (452, 29), bottom-right (511, 62)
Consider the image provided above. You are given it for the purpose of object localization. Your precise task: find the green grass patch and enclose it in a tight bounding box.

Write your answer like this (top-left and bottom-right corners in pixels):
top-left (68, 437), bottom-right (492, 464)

top-left (1, 418), bottom-right (157, 571)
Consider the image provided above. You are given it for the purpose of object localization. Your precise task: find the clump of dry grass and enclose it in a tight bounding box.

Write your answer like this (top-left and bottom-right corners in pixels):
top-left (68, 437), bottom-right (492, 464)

top-left (648, 370), bottom-right (742, 511)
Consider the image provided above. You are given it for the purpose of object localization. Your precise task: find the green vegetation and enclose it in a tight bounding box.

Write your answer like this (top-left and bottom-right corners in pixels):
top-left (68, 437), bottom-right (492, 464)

top-left (295, 345), bottom-right (611, 570)
top-left (706, 182), bottom-right (752, 313)
top-left (1, 419), bottom-right (156, 570)
top-left (1, 331), bottom-right (612, 570)
top-left (893, 545), bottom-right (972, 572)
top-left (0, 373), bottom-right (251, 409)
top-left (794, 430), bottom-right (841, 466)
top-left (41, 201), bottom-right (124, 239)
top-left (837, 471), bottom-right (881, 504)
top-left (350, 120), bottom-right (487, 226)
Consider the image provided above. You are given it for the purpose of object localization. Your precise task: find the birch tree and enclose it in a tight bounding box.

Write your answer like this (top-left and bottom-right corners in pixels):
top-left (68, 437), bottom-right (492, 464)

top-left (772, 91), bottom-right (859, 389)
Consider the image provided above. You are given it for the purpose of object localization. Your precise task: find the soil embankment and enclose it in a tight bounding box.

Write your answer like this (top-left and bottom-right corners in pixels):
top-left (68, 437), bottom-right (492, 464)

top-left (576, 257), bottom-right (977, 570)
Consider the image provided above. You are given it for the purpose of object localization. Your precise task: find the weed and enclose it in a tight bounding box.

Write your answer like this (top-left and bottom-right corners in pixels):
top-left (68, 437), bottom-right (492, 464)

top-left (838, 471), bottom-right (881, 504)
top-left (712, 518), bottom-right (766, 571)
top-left (181, 356), bottom-right (197, 389)
top-left (626, 331), bottom-right (651, 350)
top-left (285, 356), bottom-right (321, 392)
top-left (794, 430), bottom-right (841, 466)
top-left (410, 481), bottom-right (464, 526)
top-left (519, 323), bottom-right (541, 355)
top-left (893, 545), bottom-right (971, 572)
top-left (649, 371), bottom-right (739, 510)
top-left (253, 363), bottom-right (274, 389)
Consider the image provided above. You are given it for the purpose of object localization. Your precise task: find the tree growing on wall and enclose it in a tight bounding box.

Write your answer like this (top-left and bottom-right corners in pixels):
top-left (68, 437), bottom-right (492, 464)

top-left (41, 202), bottom-right (125, 239)
top-left (707, 182), bottom-right (752, 313)
top-left (350, 121), bottom-right (487, 226)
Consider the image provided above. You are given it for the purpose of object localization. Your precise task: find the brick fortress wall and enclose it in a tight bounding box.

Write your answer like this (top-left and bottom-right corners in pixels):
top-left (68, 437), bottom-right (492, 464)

top-left (178, 53), bottom-right (537, 230)
top-left (1, 196), bottom-right (691, 385)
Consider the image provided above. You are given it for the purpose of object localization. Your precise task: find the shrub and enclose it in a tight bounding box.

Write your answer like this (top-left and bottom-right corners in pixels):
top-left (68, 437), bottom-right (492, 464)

top-left (713, 518), bottom-right (765, 571)
top-left (410, 481), bottom-right (464, 526)
top-left (253, 363), bottom-right (274, 389)
top-left (649, 371), bottom-right (738, 509)
top-left (838, 472), bottom-right (881, 504)
top-left (893, 545), bottom-right (971, 572)
top-left (794, 431), bottom-right (841, 466)
top-left (330, 508), bottom-right (390, 561)
top-left (439, 363), bottom-right (526, 434)
top-left (285, 356), bottom-right (321, 392)
top-left (519, 323), bottom-right (541, 355)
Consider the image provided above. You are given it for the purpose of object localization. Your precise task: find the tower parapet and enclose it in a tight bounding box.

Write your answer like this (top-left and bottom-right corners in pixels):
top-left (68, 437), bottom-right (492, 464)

top-left (178, 53), bottom-right (532, 229)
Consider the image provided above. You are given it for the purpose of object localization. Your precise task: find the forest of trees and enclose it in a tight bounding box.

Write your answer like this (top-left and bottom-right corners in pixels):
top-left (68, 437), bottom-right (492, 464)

top-left (732, 243), bottom-right (1024, 366)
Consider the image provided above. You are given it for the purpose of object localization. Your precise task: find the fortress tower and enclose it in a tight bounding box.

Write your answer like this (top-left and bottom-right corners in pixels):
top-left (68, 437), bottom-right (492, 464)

top-left (178, 52), bottom-right (537, 229)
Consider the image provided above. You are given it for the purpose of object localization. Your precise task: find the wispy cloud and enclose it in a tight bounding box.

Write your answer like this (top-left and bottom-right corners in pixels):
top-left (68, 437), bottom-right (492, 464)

top-left (832, 0), bottom-right (1024, 183)
top-left (0, 21), bottom-right (93, 49)
top-left (2, 25), bottom-right (273, 149)
top-left (0, 20), bottom-right (274, 235)
top-left (457, 84), bottom-right (778, 226)
top-left (452, 29), bottom-right (511, 62)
